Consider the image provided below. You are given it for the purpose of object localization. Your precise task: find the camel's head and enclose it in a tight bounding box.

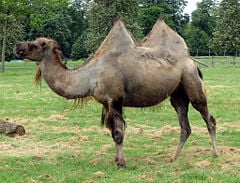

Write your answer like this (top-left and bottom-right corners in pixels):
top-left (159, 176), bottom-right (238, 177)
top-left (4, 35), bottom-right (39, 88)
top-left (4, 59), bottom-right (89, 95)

top-left (16, 37), bottom-right (59, 62)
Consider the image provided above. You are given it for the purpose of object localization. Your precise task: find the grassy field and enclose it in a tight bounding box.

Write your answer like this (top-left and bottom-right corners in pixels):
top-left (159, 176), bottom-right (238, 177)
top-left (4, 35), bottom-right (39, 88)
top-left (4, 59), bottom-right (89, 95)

top-left (0, 60), bottom-right (240, 182)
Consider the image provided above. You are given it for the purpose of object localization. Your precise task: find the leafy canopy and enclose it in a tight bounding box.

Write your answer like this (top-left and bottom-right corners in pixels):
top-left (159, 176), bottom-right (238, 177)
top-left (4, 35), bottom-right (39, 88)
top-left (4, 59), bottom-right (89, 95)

top-left (212, 0), bottom-right (240, 52)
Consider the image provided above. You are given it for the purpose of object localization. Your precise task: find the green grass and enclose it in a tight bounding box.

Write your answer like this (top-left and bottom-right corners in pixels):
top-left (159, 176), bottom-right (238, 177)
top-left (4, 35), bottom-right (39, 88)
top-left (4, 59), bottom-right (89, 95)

top-left (0, 60), bottom-right (240, 182)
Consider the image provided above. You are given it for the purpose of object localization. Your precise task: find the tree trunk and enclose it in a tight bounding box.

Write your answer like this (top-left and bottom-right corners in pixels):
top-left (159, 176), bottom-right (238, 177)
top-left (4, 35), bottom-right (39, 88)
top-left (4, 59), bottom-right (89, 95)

top-left (0, 119), bottom-right (25, 136)
top-left (1, 19), bottom-right (7, 73)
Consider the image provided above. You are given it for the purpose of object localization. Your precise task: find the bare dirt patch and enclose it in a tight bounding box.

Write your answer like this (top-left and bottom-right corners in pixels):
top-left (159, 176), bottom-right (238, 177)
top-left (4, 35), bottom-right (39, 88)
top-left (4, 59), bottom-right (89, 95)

top-left (1, 117), bottom-right (239, 174)
top-left (208, 85), bottom-right (230, 89)
top-left (221, 121), bottom-right (240, 129)
top-left (218, 146), bottom-right (240, 171)
top-left (181, 146), bottom-right (240, 171)
top-left (48, 114), bottom-right (67, 122)
top-left (138, 172), bottom-right (154, 182)
top-left (0, 84), bottom-right (13, 88)
top-left (195, 160), bottom-right (212, 168)
top-left (0, 133), bottom-right (51, 157)
top-left (0, 119), bottom-right (111, 160)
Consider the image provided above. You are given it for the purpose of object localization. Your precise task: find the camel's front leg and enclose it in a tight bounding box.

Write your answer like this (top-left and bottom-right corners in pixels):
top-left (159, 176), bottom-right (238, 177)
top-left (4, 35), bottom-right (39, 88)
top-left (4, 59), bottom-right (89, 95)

top-left (112, 116), bottom-right (126, 168)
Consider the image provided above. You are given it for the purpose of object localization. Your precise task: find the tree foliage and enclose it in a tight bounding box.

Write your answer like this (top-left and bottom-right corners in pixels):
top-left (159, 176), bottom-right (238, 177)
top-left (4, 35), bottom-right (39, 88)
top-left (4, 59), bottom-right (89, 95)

top-left (27, 0), bottom-right (69, 29)
top-left (24, 0), bottom-right (75, 57)
top-left (0, 0), bottom-right (29, 72)
top-left (139, 6), bottom-right (173, 36)
top-left (2, 0), bottom-right (239, 63)
top-left (184, 0), bottom-right (216, 55)
top-left (85, 0), bottom-right (141, 53)
top-left (212, 0), bottom-right (240, 54)
top-left (139, 0), bottom-right (188, 36)
top-left (70, 32), bottom-right (89, 60)
top-left (27, 10), bottom-right (73, 56)
top-left (67, 0), bottom-right (88, 59)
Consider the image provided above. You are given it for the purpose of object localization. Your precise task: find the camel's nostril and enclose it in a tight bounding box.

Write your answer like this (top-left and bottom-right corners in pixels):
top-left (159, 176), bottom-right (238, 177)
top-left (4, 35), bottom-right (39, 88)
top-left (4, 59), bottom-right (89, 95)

top-left (16, 49), bottom-right (25, 57)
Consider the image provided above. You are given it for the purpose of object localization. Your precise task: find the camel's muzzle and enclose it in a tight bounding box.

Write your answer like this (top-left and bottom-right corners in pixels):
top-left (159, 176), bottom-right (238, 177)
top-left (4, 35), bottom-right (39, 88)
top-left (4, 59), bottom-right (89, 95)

top-left (15, 43), bottom-right (28, 57)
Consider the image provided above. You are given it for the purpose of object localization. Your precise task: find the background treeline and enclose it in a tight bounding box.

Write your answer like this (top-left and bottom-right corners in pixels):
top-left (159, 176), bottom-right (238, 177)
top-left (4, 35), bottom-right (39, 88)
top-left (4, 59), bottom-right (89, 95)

top-left (0, 0), bottom-right (240, 64)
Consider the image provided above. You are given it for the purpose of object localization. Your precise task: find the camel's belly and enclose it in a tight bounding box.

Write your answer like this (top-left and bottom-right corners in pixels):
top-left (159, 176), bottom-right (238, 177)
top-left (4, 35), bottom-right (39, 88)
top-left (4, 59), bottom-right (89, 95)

top-left (123, 83), bottom-right (178, 107)
top-left (120, 58), bottom-right (182, 107)
top-left (123, 95), bottom-right (168, 107)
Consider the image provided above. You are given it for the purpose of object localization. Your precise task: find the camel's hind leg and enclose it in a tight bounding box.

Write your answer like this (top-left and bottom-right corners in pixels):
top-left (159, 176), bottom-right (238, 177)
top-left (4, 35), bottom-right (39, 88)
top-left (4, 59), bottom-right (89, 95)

top-left (170, 85), bottom-right (191, 162)
top-left (191, 99), bottom-right (218, 157)
top-left (182, 65), bottom-right (218, 157)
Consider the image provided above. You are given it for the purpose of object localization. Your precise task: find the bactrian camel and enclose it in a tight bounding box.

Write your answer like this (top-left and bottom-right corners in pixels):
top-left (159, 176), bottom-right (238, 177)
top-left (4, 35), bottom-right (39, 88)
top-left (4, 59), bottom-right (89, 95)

top-left (16, 19), bottom-right (218, 168)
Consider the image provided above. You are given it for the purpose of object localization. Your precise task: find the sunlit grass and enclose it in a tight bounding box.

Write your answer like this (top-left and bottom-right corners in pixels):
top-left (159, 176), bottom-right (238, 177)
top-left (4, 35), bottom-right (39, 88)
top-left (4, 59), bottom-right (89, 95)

top-left (0, 61), bottom-right (239, 182)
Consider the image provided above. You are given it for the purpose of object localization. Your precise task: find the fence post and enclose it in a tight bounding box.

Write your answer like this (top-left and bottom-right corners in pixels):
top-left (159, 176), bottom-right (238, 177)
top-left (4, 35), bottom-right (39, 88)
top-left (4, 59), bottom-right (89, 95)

top-left (233, 56), bottom-right (236, 65)
top-left (211, 56), bottom-right (214, 67)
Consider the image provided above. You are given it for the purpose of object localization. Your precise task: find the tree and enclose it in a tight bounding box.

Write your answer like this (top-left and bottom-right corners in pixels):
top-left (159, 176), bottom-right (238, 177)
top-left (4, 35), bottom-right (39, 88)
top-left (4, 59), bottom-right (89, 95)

top-left (184, 0), bottom-right (217, 55)
top-left (70, 32), bottom-right (89, 60)
top-left (28, 11), bottom-right (72, 57)
top-left (212, 0), bottom-right (240, 55)
top-left (26, 0), bottom-right (69, 29)
top-left (85, 0), bottom-right (141, 53)
top-left (68, 0), bottom-right (89, 59)
top-left (24, 0), bottom-right (72, 56)
top-left (139, 6), bottom-right (173, 36)
top-left (139, 0), bottom-right (189, 36)
top-left (185, 24), bottom-right (210, 55)
top-left (68, 0), bottom-right (88, 42)
top-left (0, 0), bottom-right (28, 72)
top-left (23, 0), bottom-right (89, 59)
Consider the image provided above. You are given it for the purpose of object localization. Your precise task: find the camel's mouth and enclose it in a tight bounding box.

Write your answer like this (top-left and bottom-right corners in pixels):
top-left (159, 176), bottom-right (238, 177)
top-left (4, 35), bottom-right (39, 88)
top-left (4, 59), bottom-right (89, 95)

top-left (15, 46), bottom-right (28, 58)
top-left (17, 50), bottom-right (25, 57)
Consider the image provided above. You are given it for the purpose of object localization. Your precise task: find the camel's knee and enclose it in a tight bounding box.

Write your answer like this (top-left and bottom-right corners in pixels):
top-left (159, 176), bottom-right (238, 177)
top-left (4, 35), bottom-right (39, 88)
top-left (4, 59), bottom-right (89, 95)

top-left (191, 98), bottom-right (208, 115)
top-left (112, 128), bottom-right (124, 144)
top-left (179, 123), bottom-right (191, 142)
top-left (107, 111), bottom-right (125, 144)
top-left (210, 115), bottom-right (216, 126)
top-left (183, 126), bottom-right (191, 137)
top-left (112, 116), bottom-right (125, 144)
top-left (207, 115), bottom-right (217, 132)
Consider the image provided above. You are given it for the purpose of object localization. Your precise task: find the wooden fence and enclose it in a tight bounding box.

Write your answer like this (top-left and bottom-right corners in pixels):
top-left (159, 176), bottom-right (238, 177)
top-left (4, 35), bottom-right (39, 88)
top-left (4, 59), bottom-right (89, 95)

top-left (1, 56), bottom-right (240, 72)
top-left (193, 56), bottom-right (240, 66)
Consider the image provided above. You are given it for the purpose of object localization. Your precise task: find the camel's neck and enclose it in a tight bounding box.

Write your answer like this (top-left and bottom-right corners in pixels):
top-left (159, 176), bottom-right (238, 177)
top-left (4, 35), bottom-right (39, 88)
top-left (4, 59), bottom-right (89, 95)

top-left (39, 53), bottom-right (94, 99)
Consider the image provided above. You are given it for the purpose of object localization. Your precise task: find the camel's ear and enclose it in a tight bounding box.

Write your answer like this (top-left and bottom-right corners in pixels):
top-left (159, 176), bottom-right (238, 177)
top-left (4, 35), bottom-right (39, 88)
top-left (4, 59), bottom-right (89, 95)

top-left (41, 42), bottom-right (47, 49)
top-left (53, 46), bottom-right (58, 54)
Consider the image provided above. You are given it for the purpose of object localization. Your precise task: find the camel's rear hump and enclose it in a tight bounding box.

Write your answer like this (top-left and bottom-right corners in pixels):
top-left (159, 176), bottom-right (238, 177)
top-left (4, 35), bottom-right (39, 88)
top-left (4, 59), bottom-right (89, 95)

top-left (142, 18), bottom-right (189, 60)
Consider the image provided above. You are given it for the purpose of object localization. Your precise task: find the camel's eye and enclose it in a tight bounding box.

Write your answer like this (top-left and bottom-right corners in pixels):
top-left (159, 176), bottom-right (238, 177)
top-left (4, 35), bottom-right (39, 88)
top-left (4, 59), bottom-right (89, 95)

top-left (29, 44), bottom-right (37, 51)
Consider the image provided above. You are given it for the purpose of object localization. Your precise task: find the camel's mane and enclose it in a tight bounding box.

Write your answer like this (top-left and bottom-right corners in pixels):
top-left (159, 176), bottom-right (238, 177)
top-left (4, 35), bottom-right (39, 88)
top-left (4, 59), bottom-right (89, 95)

top-left (34, 37), bottom-right (67, 86)
top-left (33, 37), bottom-right (88, 106)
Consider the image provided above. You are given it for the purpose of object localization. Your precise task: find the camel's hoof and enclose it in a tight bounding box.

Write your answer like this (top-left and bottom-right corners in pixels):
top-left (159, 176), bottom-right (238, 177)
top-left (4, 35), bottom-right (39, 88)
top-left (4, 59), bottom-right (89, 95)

top-left (170, 156), bottom-right (177, 163)
top-left (213, 151), bottom-right (219, 157)
top-left (117, 163), bottom-right (126, 168)
top-left (117, 160), bottom-right (126, 168)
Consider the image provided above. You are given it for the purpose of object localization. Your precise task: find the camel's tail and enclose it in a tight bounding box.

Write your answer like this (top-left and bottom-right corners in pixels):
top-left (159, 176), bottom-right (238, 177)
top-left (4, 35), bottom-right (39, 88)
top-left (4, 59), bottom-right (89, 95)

top-left (197, 67), bottom-right (203, 79)
top-left (191, 56), bottom-right (208, 67)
